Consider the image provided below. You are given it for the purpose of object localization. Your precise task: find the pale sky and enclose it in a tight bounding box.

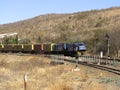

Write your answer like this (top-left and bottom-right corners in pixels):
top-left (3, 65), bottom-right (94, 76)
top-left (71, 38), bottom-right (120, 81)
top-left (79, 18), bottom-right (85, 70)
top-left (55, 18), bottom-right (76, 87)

top-left (0, 0), bottom-right (119, 24)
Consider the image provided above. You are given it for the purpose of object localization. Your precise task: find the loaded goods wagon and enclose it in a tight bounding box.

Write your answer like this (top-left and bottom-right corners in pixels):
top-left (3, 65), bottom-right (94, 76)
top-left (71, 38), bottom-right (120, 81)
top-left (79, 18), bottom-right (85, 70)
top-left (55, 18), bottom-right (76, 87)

top-left (43, 43), bottom-right (55, 53)
top-left (0, 44), bottom-right (4, 52)
top-left (13, 44), bottom-right (23, 52)
top-left (3, 44), bottom-right (14, 52)
top-left (22, 44), bottom-right (34, 53)
top-left (34, 44), bottom-right (43, 53)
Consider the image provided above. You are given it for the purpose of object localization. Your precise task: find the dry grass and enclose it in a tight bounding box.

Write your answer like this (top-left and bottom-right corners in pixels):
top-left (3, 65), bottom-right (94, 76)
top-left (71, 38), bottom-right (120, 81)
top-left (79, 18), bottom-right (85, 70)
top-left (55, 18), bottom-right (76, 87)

top-left (0, 53), bottom-right (120, 90)
top-left (47, 82), bottom-right (72, 90)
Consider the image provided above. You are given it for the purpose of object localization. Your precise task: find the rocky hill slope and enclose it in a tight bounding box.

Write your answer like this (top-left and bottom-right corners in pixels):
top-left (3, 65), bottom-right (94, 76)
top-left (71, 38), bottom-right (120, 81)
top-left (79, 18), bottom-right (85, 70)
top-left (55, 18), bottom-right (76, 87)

top-left (0, 7), bottom-right (119, 43)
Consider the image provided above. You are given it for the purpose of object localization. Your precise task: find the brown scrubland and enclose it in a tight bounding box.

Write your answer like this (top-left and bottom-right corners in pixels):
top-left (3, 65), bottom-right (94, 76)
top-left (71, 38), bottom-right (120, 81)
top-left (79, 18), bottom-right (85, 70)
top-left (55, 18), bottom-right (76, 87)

top-left (0, 53), bottom-right (120, 90)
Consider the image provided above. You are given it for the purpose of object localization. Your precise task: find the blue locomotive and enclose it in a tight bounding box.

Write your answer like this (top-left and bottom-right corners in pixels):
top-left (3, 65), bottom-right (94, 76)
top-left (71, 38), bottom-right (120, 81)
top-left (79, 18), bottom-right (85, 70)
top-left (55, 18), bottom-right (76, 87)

top-left (53, 42), bottom-right (86, 57)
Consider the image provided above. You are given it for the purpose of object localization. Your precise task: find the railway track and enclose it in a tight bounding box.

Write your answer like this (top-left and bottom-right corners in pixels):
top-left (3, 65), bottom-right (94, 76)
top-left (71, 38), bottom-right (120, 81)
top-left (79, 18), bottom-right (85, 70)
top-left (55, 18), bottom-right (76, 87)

top-left (49, 55), bottom-right (120, 75)
top-left (65, 58), bottom-right (120, 75)
top-left (78, 62), bottom-right (120, 75)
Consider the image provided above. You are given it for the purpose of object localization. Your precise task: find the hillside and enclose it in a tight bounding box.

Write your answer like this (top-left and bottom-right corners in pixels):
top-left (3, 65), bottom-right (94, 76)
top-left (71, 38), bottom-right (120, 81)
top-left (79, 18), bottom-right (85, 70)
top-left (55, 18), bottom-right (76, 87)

top-left (0, 7), bottom-right (120, 55)
top-left (0, 7), bottom-right (119, 43)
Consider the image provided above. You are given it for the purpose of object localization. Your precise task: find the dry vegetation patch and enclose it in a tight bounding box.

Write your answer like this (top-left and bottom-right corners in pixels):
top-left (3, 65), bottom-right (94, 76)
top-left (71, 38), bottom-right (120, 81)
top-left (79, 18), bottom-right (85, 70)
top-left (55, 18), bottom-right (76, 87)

top-left (0, 53), bottom-right (120, 90)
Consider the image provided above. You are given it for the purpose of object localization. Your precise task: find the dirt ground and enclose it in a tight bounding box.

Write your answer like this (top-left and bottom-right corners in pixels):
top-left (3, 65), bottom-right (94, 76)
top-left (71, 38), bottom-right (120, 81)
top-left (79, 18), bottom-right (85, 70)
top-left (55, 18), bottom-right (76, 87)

top-left (0, 53), bottom-right (120, 90)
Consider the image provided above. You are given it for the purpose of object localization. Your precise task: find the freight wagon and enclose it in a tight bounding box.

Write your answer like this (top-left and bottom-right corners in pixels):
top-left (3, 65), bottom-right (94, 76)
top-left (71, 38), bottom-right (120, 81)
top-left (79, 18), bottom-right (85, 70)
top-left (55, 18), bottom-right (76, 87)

top-left (43, 43), bottom-right (55, 54)
top-left (3, 44), bottom-right (14, 52)
top-left (0, 44), bottom-right (4, 52)
top-left (34, 44), bottom-right (43, 53)
top-left (13, 44), bottom-right (23, 52)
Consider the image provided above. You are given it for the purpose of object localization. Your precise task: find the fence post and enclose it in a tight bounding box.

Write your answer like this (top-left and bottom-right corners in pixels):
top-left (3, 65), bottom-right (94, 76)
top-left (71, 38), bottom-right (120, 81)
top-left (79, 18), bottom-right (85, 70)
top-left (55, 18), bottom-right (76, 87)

top-left (24, 74), bottom-right (27, 90)
top-left (97, 56), bottom-right (100, 65)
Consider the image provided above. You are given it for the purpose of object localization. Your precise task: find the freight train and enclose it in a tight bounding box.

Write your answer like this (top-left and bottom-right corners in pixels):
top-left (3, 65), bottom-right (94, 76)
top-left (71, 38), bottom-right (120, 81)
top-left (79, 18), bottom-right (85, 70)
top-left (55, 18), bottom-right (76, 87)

top-left (0, 42), bottom-right (86, 57)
